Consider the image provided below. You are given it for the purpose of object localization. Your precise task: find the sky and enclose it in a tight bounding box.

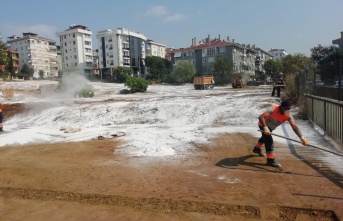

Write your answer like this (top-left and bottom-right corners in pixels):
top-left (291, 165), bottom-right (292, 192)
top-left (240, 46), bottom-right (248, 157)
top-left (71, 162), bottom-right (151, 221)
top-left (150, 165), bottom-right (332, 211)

top-left (0, 79), bottom-right (342, 175)
top-left (0, 0), bottom-right (342, 56)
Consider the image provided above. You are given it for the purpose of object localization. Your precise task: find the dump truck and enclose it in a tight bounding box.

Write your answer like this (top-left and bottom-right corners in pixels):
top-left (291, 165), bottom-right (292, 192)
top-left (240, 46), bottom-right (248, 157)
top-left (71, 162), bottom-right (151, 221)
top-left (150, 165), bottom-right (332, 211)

top-left (232, 75), bottom-right (244, 88)
top-left (194, 75), bottom-right (215, 90)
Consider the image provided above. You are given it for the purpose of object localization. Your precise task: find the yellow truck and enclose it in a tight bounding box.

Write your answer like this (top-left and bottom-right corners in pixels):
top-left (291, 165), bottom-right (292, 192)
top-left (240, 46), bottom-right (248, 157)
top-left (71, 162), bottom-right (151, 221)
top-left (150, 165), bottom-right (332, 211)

top-left (194, 75), bottom-right (215, 90)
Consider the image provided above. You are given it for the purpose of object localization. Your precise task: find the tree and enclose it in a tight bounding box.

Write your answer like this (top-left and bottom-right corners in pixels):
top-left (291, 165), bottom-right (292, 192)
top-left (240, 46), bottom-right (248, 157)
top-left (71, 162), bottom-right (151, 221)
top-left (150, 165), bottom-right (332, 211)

top-left (263, 59), bottom-right (282, 80)
top-left (145, 56), bottom-right (170, 81)
top-left (0, 42), bottom-right (9, 68)
top-left (58, 70), bottom-right (63, 78)
top-left (280, 54), bottom-right (312, 77)
top-left (170, 61), bottom-right (195, 84)
top-left (310, 44), bottom-right (341, 64)
top-left (39, 70), bottom-right (44, 79)
top-left (112, 66), bottom-right (133, 83)
top-left (212, 55), bottom-right (233, 85)
top-left (125, 76), bottom-right (149, 93)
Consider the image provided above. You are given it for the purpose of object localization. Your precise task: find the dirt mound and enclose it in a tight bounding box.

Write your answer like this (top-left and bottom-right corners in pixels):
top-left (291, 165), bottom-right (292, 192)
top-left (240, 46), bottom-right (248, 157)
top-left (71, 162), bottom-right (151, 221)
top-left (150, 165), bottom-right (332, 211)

top-left (2, 103), bottom-right (26, 118)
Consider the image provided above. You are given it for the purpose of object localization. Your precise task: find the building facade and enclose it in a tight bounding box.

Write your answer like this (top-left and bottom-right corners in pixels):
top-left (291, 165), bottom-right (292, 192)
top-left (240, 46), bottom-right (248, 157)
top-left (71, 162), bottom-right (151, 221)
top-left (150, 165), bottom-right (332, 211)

top-left (7, 32), bottom-right (58, 78)
top-left (251, 46), bottom-right (273, 77)
top-left (170, 35), bottom-right (256, 77)
top-left (57, 25), bottom-right (93, 76)
top-left (268, 48), bottom-right (288, 60)
top-left (96, 28), bottom-right (147, 78)
top-left (146, 39), bottom-right (166, 58)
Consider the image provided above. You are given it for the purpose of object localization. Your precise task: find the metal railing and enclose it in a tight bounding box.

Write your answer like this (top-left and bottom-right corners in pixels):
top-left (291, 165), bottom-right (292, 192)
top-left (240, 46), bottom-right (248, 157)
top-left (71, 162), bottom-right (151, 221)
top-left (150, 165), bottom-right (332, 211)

top-left (306, 94), bottom-right (343, 145)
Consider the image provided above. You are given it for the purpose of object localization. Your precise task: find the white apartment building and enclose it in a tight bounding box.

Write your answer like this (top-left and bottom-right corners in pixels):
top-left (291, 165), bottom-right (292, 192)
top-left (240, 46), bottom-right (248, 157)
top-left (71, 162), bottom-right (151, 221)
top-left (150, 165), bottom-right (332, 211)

top-left (96, 28), bottom-right (147, 77)
top-left (56, 25), bottom-right (93, 76)
top-left (7, 32), bottom-right (58, 78)
top-left (146, 39), bottom-right (166, 58)
top-left (269, 48), bottom-right (288, 60)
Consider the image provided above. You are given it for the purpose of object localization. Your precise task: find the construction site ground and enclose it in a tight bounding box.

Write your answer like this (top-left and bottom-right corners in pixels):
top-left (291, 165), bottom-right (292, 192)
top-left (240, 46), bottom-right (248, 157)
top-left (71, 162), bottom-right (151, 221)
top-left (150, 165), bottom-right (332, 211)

top-left (0, 132), bottom-right (342, 221)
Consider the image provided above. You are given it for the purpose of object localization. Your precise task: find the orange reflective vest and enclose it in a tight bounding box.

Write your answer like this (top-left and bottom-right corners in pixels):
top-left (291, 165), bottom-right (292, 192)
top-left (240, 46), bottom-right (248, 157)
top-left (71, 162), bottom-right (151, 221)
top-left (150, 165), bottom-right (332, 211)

top-left (258, 105), bottom-right (293, 130)
top-left (0, 103), bottom-right (2, 112)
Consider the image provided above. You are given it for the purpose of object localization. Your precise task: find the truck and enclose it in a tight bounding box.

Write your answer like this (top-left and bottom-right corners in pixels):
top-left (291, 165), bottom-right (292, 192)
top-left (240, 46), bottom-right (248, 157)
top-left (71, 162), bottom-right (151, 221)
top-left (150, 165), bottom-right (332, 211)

top-left (231, 75), bottom-right (244, 88)
top-left (193, 75), bottom-right (215, 90)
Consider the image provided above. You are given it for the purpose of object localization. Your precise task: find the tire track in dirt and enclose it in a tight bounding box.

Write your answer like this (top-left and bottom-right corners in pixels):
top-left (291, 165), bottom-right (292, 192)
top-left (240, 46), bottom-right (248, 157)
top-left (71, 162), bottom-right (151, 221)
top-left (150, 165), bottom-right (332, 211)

top-left (0, 186), bottom-right (260, 218)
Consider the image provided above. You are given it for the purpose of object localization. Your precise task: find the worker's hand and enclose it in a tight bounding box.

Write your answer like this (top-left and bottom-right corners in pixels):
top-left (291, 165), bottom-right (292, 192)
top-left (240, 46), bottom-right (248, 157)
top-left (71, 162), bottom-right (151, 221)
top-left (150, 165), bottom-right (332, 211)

top-left (263, 126), bottom-right (271, 136)
top-left (300, 136), bottom-right (308, 146)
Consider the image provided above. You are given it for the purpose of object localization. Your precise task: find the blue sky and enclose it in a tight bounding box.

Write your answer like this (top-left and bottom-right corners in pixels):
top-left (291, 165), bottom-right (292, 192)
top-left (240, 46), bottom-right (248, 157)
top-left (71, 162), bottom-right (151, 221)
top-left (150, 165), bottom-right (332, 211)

top-left (0, 0), bottom-right (342, 56)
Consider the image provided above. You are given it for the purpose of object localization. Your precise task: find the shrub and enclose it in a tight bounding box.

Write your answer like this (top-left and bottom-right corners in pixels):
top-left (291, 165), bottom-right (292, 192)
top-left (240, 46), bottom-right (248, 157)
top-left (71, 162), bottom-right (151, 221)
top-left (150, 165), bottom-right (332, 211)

top-left (75, 85), bottom-right (94, 98)
top-left (125, 76), bottom-right (149, 93)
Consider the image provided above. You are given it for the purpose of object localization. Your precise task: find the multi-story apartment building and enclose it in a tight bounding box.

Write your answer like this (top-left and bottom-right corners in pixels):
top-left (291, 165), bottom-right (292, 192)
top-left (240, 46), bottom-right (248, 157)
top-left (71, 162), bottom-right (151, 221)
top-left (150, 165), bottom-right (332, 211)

top-left (57, 25), bottom-right (93, 76)
top-left (170, 35), bottom-right (256, 77)
top-left (92, 49), bottom-right (100, 75)
top-left (268, 48), bottom-right (288, 60)
top-left (146, 39), bottom-right (166, 58)
top-left (332, 31), bottom-right (343, 49)
top-left (56, 45), bottom-right (62, 75)
top-left (7, 32), bottom-right (58, 78)
top-left (250, 45), bottom-right (273, 76)
top-left (96, 28), bottom-right (147, 77)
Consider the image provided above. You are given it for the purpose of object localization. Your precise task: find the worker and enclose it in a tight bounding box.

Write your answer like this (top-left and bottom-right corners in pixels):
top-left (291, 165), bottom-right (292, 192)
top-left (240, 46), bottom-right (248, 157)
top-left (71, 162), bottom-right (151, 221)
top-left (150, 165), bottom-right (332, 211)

top-left (252, 99), bottom-right (308, 168)
top-left (271, 74), bottom-right (285, 98)
top-left (0, 102), bottom-right (3, 131)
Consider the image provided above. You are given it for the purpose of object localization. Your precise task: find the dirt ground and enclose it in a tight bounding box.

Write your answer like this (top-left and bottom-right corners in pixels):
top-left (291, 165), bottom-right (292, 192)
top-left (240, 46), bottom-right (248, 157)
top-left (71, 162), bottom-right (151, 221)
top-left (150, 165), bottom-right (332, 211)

top-left (0, 131), bottom-right (342, 221)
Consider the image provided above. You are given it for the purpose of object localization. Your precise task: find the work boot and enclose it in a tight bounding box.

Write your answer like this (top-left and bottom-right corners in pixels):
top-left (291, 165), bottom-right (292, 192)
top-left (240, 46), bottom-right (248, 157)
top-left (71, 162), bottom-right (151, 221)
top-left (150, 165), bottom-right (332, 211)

top-left (266, 158), bottom-right (281, 168)
top-left (253, 146), bottom-right (265, 157)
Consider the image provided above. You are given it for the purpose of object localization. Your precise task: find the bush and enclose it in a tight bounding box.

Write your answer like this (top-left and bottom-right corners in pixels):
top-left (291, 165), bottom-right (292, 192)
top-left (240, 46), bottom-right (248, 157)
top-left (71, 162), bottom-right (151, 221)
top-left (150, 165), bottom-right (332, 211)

top-left (125, 76), bottom-right (149, 93)
top-left (75, 86), bottom-right (94, 98)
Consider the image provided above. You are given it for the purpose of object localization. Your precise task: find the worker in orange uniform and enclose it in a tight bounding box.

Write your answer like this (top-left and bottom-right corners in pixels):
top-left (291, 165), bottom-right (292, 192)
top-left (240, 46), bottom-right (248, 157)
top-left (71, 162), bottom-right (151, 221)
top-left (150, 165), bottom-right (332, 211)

top-left (0, 102), bottom-right (3, 131)
top-left (252, 99), bottom-right (308, 168)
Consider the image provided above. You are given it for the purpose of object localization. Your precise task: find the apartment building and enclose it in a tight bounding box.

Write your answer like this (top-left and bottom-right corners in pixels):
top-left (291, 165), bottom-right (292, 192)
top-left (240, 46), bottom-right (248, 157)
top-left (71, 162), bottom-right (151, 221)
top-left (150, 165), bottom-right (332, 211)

top-left (56, 25), bottom-right (93, 76)
top-left (170, 35), bottom-right (256, 76)
top-left (96, 28), bottom-right (147, 77)
top-left (268, 48), bottom-right (288, 60)
top-left (146, 39), bottom-right (166, 58)
top-left (332, 31), bottom-right (343, 49)
top-left (250, 46), bottom-right (273, 75)
top-left (7, 32), bottom-right (58, 77)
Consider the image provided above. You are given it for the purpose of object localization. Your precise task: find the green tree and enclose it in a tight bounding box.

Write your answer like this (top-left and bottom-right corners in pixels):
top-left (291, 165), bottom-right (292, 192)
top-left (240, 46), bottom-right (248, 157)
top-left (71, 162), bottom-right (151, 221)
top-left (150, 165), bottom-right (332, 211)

top-left (212, 55), bottom-right (233, 85)
top-left (113, 66), bottom-right (133, 83)
top-left (0, 42), bottom-right (9, 68)
top-left (170, 61), bottom-right (195, 84)
top-left (58, 70), bottom-right (63, 78)
top-left (263, 59), bottom-right (282, 80)
top-left (39, 70), bottom-right (44, 79)
top-left (125, 76), bottom-right (149, 93)
top-left (145, 56), bottom-right (170, 81)
top-left (310, 44), bottom-right (341, 64)
top-left (280, 54), bottom-right (312, 77)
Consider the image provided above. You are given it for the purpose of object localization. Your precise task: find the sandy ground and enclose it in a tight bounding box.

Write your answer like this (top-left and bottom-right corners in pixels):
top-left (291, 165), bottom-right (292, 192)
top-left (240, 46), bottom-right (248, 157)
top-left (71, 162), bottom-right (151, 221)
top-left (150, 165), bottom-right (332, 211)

top-left (0, 132), bottom-right (342, 221)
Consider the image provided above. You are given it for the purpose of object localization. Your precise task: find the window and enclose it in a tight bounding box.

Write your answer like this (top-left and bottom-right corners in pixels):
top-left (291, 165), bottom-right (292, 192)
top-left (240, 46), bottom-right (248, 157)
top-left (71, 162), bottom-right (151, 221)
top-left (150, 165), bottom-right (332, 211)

top-left (73, 34), bottom-right (75, 38)
top-left (74, 55), bottom-right (77, 59)
top-left (73, 41), bottom-right (75, 45)
top-left (65, 43), bottom-right (67, 46)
